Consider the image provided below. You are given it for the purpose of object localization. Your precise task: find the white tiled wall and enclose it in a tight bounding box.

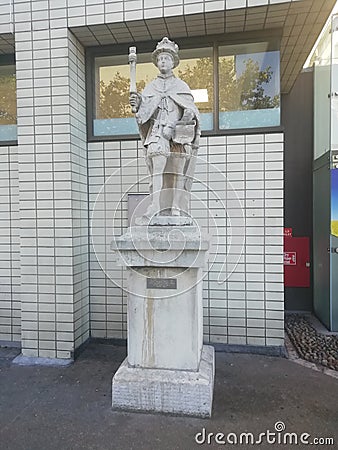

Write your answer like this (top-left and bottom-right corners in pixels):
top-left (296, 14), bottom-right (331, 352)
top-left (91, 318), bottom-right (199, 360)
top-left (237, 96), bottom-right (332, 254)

top-left (65, 0), bottom-right (299, 26)
top-left (65, 0), bottom-right (299, 32)
top-left (0, 0), bottom-right (289, 356)
top-left (88, 134), bottom-right (284, 347)
top-left (65, 0), bottom-right (335, 96)
top-left (0, 0), bottom-right (13, 35)
top-left (0, 145), bottom-right (20, 343)
top-left (67, 30), bottom-right (90, 353)
top-left (14, 7), bottom-right (89, 359)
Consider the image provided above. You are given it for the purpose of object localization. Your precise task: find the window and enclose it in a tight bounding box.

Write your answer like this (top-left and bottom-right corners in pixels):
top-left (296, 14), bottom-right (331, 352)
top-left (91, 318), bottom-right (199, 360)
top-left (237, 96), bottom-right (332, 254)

top-left (87, 36), bottom-right (280, 140)
top-left (177, 47), bottom-right (214, 131)
top-left (0, 55), bottom-right (17, 143)
top-left (93, 47), bottom-right (213, 137)
top-left (218, 43), bottom-right (280, 130)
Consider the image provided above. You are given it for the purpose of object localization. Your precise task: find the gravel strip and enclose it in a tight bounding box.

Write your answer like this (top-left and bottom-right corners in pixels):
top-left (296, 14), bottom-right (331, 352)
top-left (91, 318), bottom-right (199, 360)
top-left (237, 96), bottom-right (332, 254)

top-left (285, 314), bottom-right (338, 371)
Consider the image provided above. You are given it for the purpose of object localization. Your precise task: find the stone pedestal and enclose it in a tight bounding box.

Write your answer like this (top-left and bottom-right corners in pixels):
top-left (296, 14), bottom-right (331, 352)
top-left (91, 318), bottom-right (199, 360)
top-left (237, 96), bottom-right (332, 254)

top-left (111, 224), bottom-right (214, 417)
top-left (113, 345), bottom-right (214, 417)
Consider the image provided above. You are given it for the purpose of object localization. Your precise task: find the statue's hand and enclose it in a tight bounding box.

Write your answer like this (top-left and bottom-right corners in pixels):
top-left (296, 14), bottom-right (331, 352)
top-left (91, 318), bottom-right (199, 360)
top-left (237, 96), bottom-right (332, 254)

top-left (129, 92), bottom-right (141, 112)
top-left (162, 125), bottom-right (174, 140)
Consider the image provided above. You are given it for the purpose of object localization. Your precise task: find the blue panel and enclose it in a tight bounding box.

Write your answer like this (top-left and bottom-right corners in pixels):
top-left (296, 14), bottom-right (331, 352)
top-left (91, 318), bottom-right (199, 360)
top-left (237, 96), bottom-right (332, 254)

top-left (219, 108), bottom-right (280, 129)
top-left (0, 125), bottom-right (17, 141)
top-left (93, 113), bottom-right (214, 137)
top-left (94, 118), bottom-right (139, 136)
top-left (199, 113), bottom-right (213, 131)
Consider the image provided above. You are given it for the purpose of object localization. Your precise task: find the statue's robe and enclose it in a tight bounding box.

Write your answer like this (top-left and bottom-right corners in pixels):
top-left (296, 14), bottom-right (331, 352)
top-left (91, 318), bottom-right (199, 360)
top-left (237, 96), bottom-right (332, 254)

top-left (135, 74), bottom-right (201, 211)
top-left (136, 74), bottom-right (200, 153)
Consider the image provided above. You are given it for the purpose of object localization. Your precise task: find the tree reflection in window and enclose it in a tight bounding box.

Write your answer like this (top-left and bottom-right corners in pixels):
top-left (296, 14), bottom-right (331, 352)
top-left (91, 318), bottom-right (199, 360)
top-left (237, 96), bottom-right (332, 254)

top-left (218, 47), bottom-right (280, 129)
top-left (218, 55), bottom-right (280, 112)
top-left (93, 43), bottom-right (280, 135)
top-left (96, 49), bottom-right (213, 127)
top-left (0, 65), bottom-right (16, 125)
top-left (98, 73), bottom-right (145, 119)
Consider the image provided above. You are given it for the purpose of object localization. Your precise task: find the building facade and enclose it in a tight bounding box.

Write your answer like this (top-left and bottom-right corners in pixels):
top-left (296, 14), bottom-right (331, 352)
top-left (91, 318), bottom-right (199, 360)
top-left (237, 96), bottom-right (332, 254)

top-left (0, 0), bottom-right (335, 361)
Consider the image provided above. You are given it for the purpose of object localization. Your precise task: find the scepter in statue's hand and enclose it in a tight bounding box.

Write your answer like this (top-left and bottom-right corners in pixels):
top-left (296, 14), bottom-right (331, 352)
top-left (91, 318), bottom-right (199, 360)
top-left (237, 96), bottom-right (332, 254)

top-left (129, 46), bottom-right (139, 113)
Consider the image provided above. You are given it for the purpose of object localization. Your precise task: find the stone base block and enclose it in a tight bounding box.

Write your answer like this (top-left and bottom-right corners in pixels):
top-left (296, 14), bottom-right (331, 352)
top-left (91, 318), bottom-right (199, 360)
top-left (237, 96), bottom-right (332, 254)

top-left (112, 345), bottom-right (215, 418)
top-left (149, 216), bottom-right (192, 226)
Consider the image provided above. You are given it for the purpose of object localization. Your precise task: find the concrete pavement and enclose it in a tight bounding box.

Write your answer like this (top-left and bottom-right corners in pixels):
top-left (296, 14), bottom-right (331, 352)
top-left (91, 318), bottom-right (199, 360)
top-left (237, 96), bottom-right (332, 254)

top-left (0, 342), bottom-right (337, 450)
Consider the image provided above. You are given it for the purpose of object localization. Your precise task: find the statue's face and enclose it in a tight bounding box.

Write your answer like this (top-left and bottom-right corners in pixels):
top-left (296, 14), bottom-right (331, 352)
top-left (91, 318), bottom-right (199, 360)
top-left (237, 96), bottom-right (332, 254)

top-left (157, 52), bottom-right (174, 74)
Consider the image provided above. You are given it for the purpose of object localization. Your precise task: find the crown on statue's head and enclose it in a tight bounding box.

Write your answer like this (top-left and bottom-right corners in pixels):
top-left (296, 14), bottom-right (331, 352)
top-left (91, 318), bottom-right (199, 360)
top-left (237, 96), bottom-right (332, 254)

top-left (152, 37), bottom-right (179, 68)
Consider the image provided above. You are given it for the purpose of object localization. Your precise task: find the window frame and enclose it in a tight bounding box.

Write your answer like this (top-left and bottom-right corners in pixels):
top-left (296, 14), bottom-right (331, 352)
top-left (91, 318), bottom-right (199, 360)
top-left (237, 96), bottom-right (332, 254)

top-left (0, 54), bottom-right (17, 147)
top-left (86, 30), bottom-right (283, 142)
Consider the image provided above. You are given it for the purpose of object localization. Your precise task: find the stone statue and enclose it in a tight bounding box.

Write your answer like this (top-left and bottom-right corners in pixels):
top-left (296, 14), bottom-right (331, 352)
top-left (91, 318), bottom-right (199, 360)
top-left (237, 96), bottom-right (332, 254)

top-left (129, 37), bottom-right (200, 224)
top-left (112, 39), bottom-right (213, 417)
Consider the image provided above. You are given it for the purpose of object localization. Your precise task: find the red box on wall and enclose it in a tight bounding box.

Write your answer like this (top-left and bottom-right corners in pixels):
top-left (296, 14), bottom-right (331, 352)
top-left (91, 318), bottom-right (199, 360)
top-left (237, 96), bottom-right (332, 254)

top-left (284, 236), bottom-right (310, 287)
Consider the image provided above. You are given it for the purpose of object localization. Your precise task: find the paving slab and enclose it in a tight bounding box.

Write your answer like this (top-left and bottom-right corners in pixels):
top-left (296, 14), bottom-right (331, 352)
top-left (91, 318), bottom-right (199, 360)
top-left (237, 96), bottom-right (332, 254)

top-left (0, 342), bottom-right (337, 450)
